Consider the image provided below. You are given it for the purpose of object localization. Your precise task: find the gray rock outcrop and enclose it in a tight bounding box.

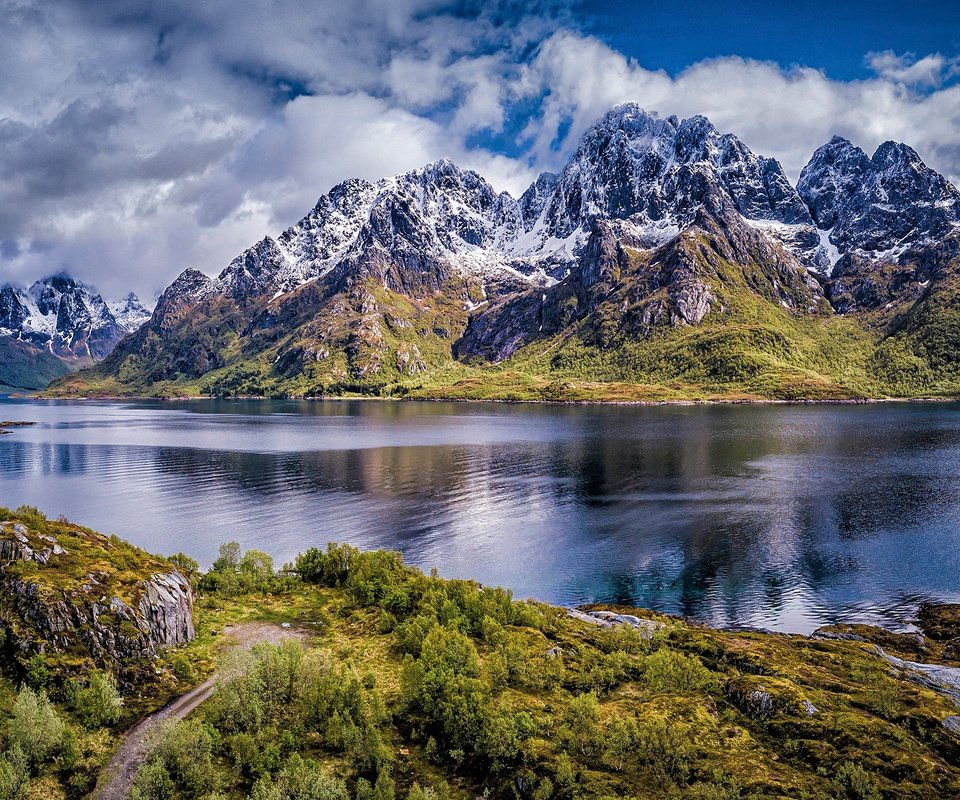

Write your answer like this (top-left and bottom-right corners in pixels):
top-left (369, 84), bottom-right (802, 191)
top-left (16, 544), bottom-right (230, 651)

top-left (0, 520), bottom-right (195, 672)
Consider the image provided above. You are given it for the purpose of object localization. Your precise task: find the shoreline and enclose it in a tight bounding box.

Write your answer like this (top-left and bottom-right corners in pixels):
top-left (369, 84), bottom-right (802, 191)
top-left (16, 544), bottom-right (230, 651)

top-left (22, 391), bottom-right (960, 407)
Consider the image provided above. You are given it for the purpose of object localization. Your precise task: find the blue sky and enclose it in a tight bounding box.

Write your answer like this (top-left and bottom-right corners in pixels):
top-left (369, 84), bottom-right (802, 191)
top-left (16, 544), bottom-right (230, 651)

top-left (578, 0), bottom-right (960, 80)
top-left (1, 0), bottom-right (958, 298)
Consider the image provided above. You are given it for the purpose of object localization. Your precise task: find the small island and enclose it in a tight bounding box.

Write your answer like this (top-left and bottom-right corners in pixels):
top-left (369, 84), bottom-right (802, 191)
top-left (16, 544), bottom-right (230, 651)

top-left (0, 421), bottom-right (34, 435)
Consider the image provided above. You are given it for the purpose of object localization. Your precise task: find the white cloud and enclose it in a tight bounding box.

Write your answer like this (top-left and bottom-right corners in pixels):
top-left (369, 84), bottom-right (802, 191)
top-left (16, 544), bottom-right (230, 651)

top-left (866, 51), bottom-right (960, 88)
top-left (1, 3), bottom-right (959, 302)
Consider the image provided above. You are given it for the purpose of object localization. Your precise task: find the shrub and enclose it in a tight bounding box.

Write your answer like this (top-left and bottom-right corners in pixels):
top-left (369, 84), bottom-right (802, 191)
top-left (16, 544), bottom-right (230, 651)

top-left (24, 656), bottom-right (50, 691)
top-left (602, 716), bottom-right (640, 772)
top-left (250, 753), bottom-right (349, 800)
top-left (562, 692), bottom-right (600, 757)
top-left (0, 749), bottom-right (29, 800)
top-left (208, 650), bottom-right (266, 734)
top-left (636, 718), bottom-right (692, 786)
top-left (130, 759), bottom-right (173, 800)
top-left (138, 719), bottom-right (218, 799)
top-left (7, 687), bottom-right (64, 765)
top-left (641, 649), bottom-right (714, 693)
top-left (170, 655), bottom-right (195, 683)
top-left (68, 670), bottom-right (123, 729)
top-left (832, 761), bottom-right (881, 800)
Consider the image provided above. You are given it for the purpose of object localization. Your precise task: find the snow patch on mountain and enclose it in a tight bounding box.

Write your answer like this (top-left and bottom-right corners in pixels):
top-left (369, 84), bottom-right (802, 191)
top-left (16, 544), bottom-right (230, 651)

top-left (816, 229), bottom-right (842, 275)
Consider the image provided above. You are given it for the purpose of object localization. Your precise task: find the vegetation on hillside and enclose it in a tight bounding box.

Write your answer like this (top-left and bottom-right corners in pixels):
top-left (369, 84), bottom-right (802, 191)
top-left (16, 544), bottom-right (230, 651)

top-left (0, 339), bottom-right (72, 394)
top-left (48, 261), bottom-right (960, 403)
top-left (3, 516), bottom-right (960, 799)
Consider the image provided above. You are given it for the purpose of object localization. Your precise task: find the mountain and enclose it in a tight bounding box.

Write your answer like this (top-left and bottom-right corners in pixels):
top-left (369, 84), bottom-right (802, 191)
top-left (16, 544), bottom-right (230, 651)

top-left (51, 104), bottom-right (960, 401)
top-left (0, 275), bottom-right (151, 391)
top-left (797, 136), bottom-right (960, 314)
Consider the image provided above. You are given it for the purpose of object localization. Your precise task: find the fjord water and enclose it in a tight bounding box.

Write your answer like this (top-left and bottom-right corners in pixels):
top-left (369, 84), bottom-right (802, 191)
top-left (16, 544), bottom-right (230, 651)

top-left (1, 397), bottom-right (958, 634)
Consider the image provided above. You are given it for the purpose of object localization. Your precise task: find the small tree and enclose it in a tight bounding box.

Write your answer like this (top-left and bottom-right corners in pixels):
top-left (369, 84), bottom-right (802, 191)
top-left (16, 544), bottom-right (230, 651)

top-left (562, 692), bottom-right (599, 757)
top-left (212, 542), bottom-right (242, 573)
top-left (602, 716), bottom-right (639, 772)
top-left (70, 670), bottom-right (123, 729)
top-left (24, 656), bottom-right (50, 691)
top-left (0, 748), bottom-right (29, 800)
top-left (7, 687), bottom-right (64, 766)
top-left (372, 771), bottom-right (395, 800)
top-left (250, 754), bottom-right (349, 800)
top-left (239, 550), bottom-right (274, 590)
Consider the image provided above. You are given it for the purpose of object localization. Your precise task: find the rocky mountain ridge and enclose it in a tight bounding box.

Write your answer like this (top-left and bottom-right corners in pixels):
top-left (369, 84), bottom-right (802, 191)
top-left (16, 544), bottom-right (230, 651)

top-left (151, 103), bottom-right (960, 317)
top-left (52, 103), bottom-right (960, 401)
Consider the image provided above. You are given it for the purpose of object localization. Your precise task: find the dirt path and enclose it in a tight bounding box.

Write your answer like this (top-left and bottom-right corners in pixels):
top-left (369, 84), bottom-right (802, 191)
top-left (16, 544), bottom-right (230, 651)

top-left (90, 622), bottom-right (306, 800)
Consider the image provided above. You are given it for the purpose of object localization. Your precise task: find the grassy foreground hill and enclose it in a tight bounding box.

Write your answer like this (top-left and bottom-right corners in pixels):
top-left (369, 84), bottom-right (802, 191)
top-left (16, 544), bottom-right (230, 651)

top-left (2, 510), bottom-right (960, 799)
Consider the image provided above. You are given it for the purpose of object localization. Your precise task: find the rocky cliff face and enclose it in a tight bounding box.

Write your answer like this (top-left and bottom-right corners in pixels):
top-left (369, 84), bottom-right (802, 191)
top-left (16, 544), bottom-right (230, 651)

top-left (456, 169), bottom-right (827, 363)
top-left (0, 515), bottom-right (194, 674)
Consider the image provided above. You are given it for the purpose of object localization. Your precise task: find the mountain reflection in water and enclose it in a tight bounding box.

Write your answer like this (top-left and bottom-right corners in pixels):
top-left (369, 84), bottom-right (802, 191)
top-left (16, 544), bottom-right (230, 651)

top-left (1, 397), bottom-right (958, 633)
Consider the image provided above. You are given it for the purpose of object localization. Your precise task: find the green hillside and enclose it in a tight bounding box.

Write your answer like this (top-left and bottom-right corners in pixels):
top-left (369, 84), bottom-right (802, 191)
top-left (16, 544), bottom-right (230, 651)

top-left (0, 339), bottom-right (73, 393)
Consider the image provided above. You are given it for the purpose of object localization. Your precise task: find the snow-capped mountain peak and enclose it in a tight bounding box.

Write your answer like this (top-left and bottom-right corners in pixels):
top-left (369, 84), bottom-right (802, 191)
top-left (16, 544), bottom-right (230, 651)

top-left (158, 105), bottom-right (960, 314)
top-left (798, 135), bottom-right (960, 255)
top-left (0, 275), bottom-right (152, 361)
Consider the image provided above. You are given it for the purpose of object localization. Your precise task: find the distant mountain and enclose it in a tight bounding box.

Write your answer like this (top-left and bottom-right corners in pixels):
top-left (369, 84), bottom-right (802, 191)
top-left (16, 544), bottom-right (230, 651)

top-left (52, 104), bottom-right (960, 401)
top-left (0, 275), bottom-right (151, 391)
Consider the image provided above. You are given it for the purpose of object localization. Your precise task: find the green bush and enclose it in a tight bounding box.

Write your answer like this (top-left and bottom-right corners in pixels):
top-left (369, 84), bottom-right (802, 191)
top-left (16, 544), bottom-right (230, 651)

top-left (250, 753), bottom-right (349, 800)
top-left (641, 649), bottom-right (714, 693)
top-left (0, 749), bottom-right (29, 800)
top-left (7, 687), bottom-right (63, 766)
top-left (130, 759), bottom-right (173, 800)
top-left (136, 719), bottom-right (219, 799)
top-left (68, 670), bottom-right (123, 729)
top-left (832, 761), bottom-right (881, 800)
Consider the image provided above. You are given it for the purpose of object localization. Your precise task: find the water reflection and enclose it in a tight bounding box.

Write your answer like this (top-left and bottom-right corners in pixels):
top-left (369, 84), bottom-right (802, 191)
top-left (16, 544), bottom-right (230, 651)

top-left (1, 398), bottom-right (959, 633)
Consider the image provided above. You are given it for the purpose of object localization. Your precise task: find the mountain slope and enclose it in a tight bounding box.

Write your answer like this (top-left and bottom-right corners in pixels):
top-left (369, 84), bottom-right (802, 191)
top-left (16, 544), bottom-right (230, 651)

top-left (0, 338), bottom-right (71, 392)
top-left (51, 105), bottom-right (960, 401)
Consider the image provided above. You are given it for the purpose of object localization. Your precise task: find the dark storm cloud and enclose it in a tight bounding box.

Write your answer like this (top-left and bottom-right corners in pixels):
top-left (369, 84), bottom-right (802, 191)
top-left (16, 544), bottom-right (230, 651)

top-left (0, 0), bottom-right (957, 300)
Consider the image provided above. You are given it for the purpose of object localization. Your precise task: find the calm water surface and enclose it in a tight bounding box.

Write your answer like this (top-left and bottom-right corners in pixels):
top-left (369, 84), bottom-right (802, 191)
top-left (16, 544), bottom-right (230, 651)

top-left (1, 397), bottom-right (959, 634)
